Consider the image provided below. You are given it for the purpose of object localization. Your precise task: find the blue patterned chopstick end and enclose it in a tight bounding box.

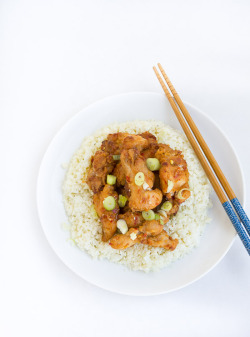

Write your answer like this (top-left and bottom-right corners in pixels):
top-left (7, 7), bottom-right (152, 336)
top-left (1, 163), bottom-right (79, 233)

top-left (231, 198), bottom-right (250, 236)
top-left (222, 201), bottom-right (250, 255)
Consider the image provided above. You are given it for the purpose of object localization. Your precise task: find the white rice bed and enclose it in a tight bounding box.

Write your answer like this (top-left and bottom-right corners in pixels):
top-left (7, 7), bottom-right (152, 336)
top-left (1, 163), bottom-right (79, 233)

top-left (63, 120), bottom-right (211, 272)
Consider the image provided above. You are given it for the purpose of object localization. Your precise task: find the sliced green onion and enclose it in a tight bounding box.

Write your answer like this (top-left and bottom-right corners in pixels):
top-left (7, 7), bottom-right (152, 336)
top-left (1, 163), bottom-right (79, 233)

top-left (161, 201), bottom-right (173, 212)
top-left (103, 196), bottom-right (116, 211)
top-left (135, 172), bottom-right (145, 186)
top-left (107, 175), bottom-right (116, 185)
top-left (160, 219), bottom-right (165, 225)
top-left (130, 232), bottom-right (137, 240)
top-left (143, 182), bottom-right (151, 190)
top-left (158, 209), bottom-right (167, 217)
top-left (142, 210), bottom-right (155, 221)
top-left (146, 158), bottom-right (161, 171)
top-left (117, 219), bottom-right (128, 234)
top-left (118, 194), bottom-right (127, 208)
top-left (113, 155), bottom-right (120, 161)
top-left (166, 180), bottom-right (174, 193)
top-left (177, 188), bottom-right (190, 199)
top-left (154, 213), bottom-right (160, 220)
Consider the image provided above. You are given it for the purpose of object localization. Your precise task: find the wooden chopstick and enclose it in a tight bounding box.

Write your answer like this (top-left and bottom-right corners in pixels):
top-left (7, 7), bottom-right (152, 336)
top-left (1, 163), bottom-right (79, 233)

top-left (153, 65), bottom-right (250, 255)
top-left (157, 63), bottom-right (250, 237)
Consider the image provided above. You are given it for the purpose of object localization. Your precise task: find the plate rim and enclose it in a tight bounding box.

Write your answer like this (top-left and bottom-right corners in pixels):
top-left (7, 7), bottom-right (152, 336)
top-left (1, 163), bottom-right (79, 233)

top-left (37, 91), bottom-right (246, 296)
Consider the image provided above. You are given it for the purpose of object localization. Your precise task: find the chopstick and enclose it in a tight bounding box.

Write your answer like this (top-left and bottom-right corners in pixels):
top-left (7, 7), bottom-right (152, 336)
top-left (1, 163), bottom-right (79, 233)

top-left (153, 64), bottom-right (250, 255)
top-left (157, 63), bottom-right (250, 238)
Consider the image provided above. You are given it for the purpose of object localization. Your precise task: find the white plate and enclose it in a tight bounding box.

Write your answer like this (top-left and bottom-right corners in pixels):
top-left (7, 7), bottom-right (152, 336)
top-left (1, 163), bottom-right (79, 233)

top-left (37, 92), bottom-right (245, 296)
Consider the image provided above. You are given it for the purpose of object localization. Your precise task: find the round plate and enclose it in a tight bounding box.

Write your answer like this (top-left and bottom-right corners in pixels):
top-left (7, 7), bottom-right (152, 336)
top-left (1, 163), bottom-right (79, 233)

top-left (37, 92), bottom-right (245, 296)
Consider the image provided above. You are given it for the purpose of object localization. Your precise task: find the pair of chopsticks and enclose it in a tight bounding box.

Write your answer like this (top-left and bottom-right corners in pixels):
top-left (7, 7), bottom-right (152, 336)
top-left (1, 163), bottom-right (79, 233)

top-left (153, 63), bottom-right (250, 255)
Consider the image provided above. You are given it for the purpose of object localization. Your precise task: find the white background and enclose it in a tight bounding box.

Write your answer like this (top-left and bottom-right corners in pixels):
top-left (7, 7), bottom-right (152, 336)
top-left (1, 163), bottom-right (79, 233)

top-left (1, 0), bottom-right (250, 336)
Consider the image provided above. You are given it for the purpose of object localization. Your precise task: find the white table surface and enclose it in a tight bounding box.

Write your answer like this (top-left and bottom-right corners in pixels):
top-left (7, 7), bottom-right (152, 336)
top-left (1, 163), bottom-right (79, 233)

top-left (1, 1), bottom-right (250, 336)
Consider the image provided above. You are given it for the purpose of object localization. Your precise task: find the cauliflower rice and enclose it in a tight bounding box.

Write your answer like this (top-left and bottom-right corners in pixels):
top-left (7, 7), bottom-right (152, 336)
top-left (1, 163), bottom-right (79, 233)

top-left (63, 120), bottom-right (211, 272)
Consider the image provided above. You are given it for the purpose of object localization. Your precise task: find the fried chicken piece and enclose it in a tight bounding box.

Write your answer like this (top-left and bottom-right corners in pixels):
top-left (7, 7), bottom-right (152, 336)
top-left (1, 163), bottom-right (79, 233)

top-left (130, 184), bottom-right (162, 212)
top-left (101, 133), bottom-right (129, 155)
top-left (101, 132), bottom-right (150, 155)
top-left (123, 134), bottom-right (148, 152)
top-left (118, 211), bottom-right (144, 228)
top-left (140, 132), bottom-right (159, 159)
top-left (93, 185), bottom-right (119, 242)
top-left (146, 230), bottom-right (178, 250)
top-left (139, 220), bottom-right (164, 236)
top-left (87, 150), bottom-right (115, 193)
top-left (120, 149), bottom-right (163, 212)
top-left (109, 227), bottom-right (178, 250)
top-left (112, 162), bottom-right (126, 186)
top-left (139, 131), bottom-right (157, 142)
top-left (155, 144), bottom-right (189, 200)
top-left (109, 228), bottom-right (140, 249)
